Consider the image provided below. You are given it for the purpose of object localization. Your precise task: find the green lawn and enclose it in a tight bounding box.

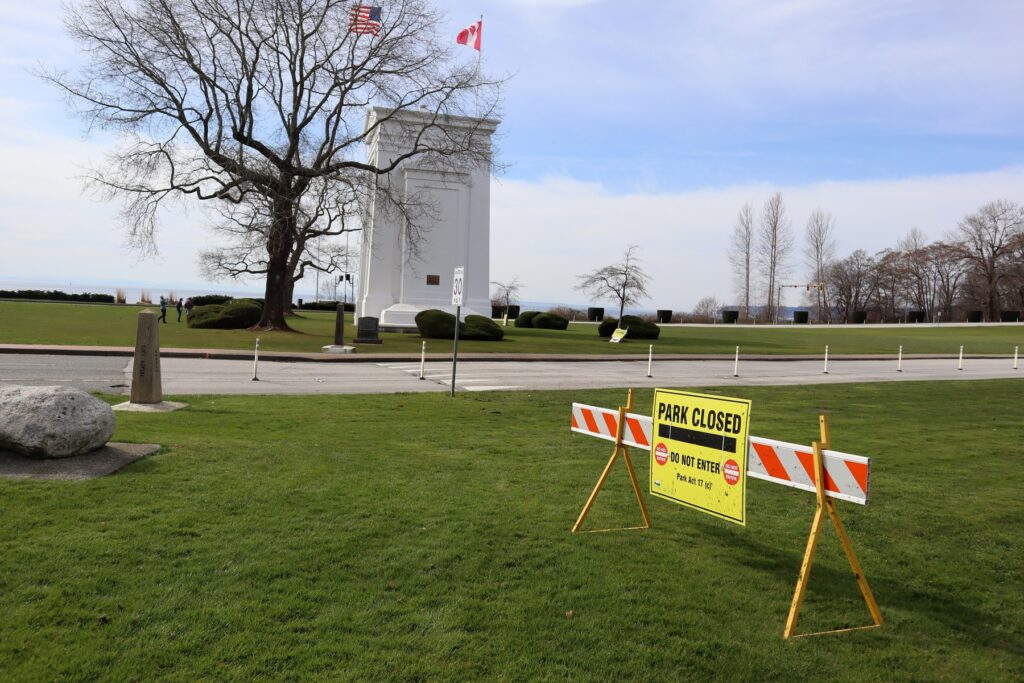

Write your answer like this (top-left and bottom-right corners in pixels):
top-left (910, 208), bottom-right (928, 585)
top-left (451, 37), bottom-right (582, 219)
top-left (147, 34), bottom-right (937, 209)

top-left (2, 300), bottom-right (1024, 356)
top-left (1, 380), bottom-right (1021, 680)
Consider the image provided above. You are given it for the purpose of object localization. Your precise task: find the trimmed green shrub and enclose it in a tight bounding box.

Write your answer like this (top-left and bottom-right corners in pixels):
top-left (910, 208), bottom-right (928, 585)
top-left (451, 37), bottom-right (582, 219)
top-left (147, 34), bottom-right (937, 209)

top-left (415, 310), bottom-right (504, 341)
top-left (191, 294), bottom-right (234, 306)
top-left (532, 312), bottom-right (569, 330)
top-left (598, 316), bottom-right (660, 340)
top-left (462, 315), bottom-right (504, 341)
top-left (297, 300), bottom-right (355, 312)
top-left (415, 309), bottom-right (457, 339)
top-left (598, 318), bottom-right (619, 337)
top-left (514, 310), bottom-right (541, 328)
top-left (0, 289), bottom-right (114, 303)
top-left (187, 299), bottom-right (263, 329)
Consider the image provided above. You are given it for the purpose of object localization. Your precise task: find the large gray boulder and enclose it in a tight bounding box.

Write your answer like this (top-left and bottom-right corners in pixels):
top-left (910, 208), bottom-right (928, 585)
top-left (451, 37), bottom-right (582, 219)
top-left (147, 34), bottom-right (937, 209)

top-left (0, 386), bottom-right (116, 458)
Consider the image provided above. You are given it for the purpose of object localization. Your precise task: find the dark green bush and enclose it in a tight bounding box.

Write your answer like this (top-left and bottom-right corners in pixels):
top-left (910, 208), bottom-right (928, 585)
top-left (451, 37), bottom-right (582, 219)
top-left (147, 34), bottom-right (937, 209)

top-left (297, 300), bottom-right (355, 312)
top-left (187, 299), bottom-right (263, 329)
top-left (598, 318), bottom-right (619, 337)
top-left (514, 310), bottom-right (541, 328)
top-left (532, 312), bottom-right (569, 330)
top-left (597, 316), bottom-right (660, 340)
top-left (415, 310), bottom-right (504, 341)
top-left (462, 315), bottom-right (504, 341)
top-left (0, 289), bottom-right (114, 303)
top-left (191, 294), bottom-right (234, 306)
top-left (415, 309), bottom-right (457, 339)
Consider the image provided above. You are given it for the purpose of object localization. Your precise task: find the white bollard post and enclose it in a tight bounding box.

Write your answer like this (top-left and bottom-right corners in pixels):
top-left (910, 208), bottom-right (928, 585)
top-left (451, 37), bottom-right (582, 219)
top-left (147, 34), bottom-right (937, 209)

top-left (823, 345), bottom-right (829, 374)
top-left (733, 346), bottom-right (740, 377)
top-left (958, 345), bottom-right (964, 371)
top-left (897, 345), bottom-right (903, 373)
top-left (419, 340), bottom-right (426, 380)
top-left (251, 337), bottom-right (260, 382)
top-left (647, 344), bottom-right (653, 378)
top-left (1014, 346), bottom-right (1019, 370)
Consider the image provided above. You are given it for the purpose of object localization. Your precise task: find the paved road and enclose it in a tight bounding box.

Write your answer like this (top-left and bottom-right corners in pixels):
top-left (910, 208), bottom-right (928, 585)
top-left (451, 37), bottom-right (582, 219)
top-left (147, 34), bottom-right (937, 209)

top-left (1, 354), bottom-right (1020, 395)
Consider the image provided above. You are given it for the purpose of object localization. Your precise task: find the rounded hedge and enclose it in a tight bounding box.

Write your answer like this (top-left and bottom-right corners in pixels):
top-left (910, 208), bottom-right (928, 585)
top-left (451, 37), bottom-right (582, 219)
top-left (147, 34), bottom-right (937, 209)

top-left (415, 309), bottom-right (504, 341)
top-left (415, 309), bottom-right (457, 339)
top-left (597, 315), bottom-right (660, 340)
top-left (187, 299), bottom-right (263, 329)
top-left (514, 310), bottom-right (541, 328)
top-left (191, 294), bottom-right (234, 306)
top-left (532, 312), bottom-right (569, 330)
top-left (463, 315), bottom-right (504, 341)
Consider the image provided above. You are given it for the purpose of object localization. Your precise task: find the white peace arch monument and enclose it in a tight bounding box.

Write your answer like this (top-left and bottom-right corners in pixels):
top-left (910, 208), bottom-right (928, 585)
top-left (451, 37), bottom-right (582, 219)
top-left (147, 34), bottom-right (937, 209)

top-left (355, 107), bottom-right (500, 330)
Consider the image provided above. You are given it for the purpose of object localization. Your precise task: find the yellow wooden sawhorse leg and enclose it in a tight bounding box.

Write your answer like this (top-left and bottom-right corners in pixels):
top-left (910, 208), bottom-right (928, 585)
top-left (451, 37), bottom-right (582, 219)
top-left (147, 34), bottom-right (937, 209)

top-left (784, 415), bottom-right (884, 638)
top-left (572, 389), bottom-right (653, 533)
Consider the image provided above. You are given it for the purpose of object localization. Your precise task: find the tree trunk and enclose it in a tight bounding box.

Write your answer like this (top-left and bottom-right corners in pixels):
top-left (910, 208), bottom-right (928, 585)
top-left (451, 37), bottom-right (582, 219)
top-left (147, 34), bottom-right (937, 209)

top-left (283, 277), bottom-right (297, 317)
top-left (256, 199), bottom-right (295, 331)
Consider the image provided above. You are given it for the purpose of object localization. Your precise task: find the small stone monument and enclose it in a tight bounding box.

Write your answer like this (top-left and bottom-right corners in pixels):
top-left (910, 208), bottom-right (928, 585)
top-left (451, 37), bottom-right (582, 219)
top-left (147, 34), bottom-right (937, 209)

top-left (321, 303), bottom-right (356, 354)
top-left (354, 316), bottom-right (382, 344)
top-left (113, 310), bottom-right (186, 412)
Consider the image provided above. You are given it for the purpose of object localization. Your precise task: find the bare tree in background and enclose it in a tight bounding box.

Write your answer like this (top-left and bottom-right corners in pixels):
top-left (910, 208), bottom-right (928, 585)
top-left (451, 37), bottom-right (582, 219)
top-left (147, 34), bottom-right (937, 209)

top-left (44, 0), bottom-right (502, 330)
top-left (576, 245), bottom-right (652, 321)
top-left (692, 296), bottom-right (722, 323)
top-left (930, 242), bottom-right (968, 321)
top-left (950, 200), bottom-right (1024, 321)
top-left (199, 178), bottom-right (359, 311)
top-left (828, 249), bottom-right (877, 322)
top-left (728, 203), bottom-right (756, 321)
top-left (898, 228), bottom-right (938, 321)
top-left (803, 209), bottom-right (836, 322)
top-left (490, 278), bottom-right (522, 316)
top-left (757, 193), bottom-right (794, 321)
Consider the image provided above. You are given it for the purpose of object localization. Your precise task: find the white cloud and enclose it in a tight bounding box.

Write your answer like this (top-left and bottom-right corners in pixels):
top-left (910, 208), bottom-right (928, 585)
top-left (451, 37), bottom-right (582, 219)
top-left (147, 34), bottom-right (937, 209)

top-left (490, 167), bottom-right (1024, 311)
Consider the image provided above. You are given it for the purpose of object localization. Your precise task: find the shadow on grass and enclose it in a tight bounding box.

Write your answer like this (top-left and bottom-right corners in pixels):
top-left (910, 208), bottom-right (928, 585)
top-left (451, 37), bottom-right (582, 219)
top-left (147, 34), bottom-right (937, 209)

top-left (699, 522), bottom-right (1022, 657)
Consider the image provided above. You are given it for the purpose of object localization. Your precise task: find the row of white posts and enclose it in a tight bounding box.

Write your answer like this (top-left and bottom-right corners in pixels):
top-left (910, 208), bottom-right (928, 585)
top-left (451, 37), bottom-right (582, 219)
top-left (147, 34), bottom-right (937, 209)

top-left (401, 341), bottom-right (1019, 381)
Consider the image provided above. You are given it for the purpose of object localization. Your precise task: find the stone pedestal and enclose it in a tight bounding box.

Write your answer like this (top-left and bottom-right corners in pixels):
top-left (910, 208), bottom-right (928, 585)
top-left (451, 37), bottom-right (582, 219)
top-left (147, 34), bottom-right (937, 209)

top-left (114, 309), bottom-right (186, 413)
top-left (131, 310), bottom-right (162, 404)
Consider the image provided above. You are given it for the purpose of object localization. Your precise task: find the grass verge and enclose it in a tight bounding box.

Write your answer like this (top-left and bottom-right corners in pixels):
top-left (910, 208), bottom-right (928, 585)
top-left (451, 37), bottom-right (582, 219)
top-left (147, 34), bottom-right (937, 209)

top-left (1, 301), bottom-right (1023, 356)
top-left (0, 380), bottom-right (1021, 680)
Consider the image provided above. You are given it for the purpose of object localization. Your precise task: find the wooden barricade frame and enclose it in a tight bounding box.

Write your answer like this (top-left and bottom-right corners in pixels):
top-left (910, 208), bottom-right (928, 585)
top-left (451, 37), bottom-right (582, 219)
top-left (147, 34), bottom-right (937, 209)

top-left (571, 389), bottom-right (652, 533)
top-left (783, 415), bottom-right (884, 638)
top-left (569, 394), bottom-right (883, 638)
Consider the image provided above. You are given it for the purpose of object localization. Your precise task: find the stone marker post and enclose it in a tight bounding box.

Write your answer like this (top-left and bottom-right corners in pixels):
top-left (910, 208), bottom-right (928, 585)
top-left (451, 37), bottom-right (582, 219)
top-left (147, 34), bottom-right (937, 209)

top-left (334, 303), bottom-right (345, 346)
top-left (130, 310), bottom-right (162, 404)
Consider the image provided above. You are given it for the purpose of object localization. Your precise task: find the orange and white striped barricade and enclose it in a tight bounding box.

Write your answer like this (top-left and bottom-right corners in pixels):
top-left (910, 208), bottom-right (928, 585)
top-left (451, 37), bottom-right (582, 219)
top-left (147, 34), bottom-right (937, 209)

top-left (570, 398), bottom-right (882, 638)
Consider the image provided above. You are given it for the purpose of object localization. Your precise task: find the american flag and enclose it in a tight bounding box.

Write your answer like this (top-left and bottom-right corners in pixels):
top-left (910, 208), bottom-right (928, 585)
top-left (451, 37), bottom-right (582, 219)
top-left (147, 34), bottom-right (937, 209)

top-left (349, 5), bottom-right (382, 36)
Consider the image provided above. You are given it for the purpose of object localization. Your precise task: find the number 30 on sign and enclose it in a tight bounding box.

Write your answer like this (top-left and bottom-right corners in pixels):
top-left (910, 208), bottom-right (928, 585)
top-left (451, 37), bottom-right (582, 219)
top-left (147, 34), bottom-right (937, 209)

top-left (650, 389), bottom-right (752, 526)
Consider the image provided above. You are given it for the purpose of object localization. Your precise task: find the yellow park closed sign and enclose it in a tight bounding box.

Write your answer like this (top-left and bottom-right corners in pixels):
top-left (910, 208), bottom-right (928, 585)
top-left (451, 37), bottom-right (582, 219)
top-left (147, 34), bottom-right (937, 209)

top-left (650, 389), bottom-right (752, 526)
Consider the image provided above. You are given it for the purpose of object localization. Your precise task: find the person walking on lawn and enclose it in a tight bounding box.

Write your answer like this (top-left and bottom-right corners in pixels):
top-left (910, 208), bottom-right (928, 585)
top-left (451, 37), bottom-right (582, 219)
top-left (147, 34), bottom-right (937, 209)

top-left (158, 296), bottom-right (168, 323)
top-left (184, 297), bottom-right (194, 319)
top-left (176, 298), bottom-right (184, 322)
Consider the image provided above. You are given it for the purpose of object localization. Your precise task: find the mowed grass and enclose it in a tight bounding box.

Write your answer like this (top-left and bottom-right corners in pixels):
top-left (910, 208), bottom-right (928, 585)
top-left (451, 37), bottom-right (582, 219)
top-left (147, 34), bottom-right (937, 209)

top-left (2, 300), bottom-right (1024, 356)
top-left (0, 380), bottom-right (1021, 681)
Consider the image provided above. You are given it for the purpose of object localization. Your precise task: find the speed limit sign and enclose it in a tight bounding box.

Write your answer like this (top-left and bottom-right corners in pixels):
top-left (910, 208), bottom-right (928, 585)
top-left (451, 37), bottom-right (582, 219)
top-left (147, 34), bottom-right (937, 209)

top-left (451, 267), bottom-right (465, 306)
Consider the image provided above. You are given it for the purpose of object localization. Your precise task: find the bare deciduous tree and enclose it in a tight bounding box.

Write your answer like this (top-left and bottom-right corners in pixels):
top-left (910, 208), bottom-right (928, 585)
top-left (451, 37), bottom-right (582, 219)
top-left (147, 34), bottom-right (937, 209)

top-left (45, 0), bottom-right (502, 330)
top-left (757, 193), bottom-right (794, 321)
top-left (950, 200), bottom-right (1024, 321)
top-left (803, 209), bottom-right (836, 322)
top-left (490, 278), bottom-right (522, 315)
top-left (828, 249), bottom-right (876, 322)
top-left (728, 203), bottom-right (756, 321)
top-left (576, 245), bottom-right (652, 320)
top-left (692, 296), bottom-right (722, 323)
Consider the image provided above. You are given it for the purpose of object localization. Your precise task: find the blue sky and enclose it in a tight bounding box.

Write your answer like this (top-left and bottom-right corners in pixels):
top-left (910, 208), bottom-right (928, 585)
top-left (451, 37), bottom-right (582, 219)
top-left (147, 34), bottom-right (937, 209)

top-left (2, 0), bottom-right (1023, 309)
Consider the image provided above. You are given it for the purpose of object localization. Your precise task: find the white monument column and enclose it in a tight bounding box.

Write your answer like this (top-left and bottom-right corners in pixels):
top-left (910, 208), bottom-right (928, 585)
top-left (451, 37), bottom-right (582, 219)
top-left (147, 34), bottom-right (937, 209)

top-left (356, 107), bottom-right (499, 330)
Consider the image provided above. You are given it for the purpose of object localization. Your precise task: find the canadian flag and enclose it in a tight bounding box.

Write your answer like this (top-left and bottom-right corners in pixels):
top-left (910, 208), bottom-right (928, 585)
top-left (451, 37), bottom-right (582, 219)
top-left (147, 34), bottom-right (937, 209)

top-left (456, 20), bottom-right (482, 51)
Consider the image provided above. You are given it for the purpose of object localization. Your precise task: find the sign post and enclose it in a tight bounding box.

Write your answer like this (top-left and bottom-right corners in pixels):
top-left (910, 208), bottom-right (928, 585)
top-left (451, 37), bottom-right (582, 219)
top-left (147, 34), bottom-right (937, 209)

top-left (450, 267), bottom-right (464, 398)
top-left (650, 389), bottom-right (752, 526)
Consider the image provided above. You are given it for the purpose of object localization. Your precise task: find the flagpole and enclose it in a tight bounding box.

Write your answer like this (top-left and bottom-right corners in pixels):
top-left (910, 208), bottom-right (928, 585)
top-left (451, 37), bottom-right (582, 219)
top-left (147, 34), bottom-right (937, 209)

top-left (475, 14), bottom-right (483, 118)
